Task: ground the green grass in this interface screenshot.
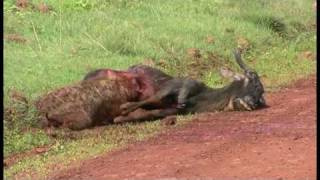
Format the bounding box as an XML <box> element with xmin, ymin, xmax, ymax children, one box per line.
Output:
<box><xmin>4</xmin><ymin>0</ymin><xmax>316</xmax><ymax>179</ymax></box>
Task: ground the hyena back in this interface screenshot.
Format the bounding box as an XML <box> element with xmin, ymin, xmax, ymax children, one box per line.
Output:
<box><xmin>35</xmin><ymin>78</ymin><xmax>139</xmax><ymax>130</ymax></box>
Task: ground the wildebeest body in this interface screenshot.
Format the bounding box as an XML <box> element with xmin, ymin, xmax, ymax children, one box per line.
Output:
<box><xmin>184</xmin><ymin>79</ymin><xmax>259</xmax><ymax>113</ymax></box>
<box><xmin>114</xmin><ymin>49</ymin><xmax>266</xmax><ymax>123</ymax></box>
<box><xmin>81</xmin><ymin>49</ymin><xmax>265</xmax><ymax>124</ymax></box>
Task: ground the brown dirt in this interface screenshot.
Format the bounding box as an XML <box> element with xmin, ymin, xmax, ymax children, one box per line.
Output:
<box><xmin>4</xmin><ymin>144</ymin><xmax>53</xmax><ymax>168</ymax></box>
<box><xmin>50</xmin><ymin>75</ymin><xmax>316</xmax><ymax>180</ymax></box>
<box><xmin>298</xmin><ymin>51</ymin><xmax>315</xmax><ymax>61</ymax></box>
<box><xmin>4</xmin><ymin>34</ymin><xmax>27</xmax><ymax>44</ymax></box>
<box><xmin>37</xmin><ymin>2</ymin><xmax>51</xmax><ymax>14</ymax></box>
<box><xmin>186</xmin><ymin>48</ymin><xmax>201</xmax><ymax>59</ymax></box>
<box><xmin>205</xmin><ymin>35</ymin><xmax>215</xmax><ymax>44</ymax></box>
<box><xmin>15</xmin><ymin>0</ymin><xmax>53</xmax><ymax>13</ymax></box>
<box><xmin>16</xmin><ymin>0</ymin><xmax>30</xmax><ymax>10</ymax></box>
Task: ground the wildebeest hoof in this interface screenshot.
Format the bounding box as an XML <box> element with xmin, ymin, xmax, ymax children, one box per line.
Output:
<box><xmin>239</xmin><ymin>98</ymin><xmax>252</xmax><ymax>111</ymax></box>
<box><xmin>120</xmin><ymin>102</ymin><xmax>139</xmax><ymax>115</ymax></box>
<box><xmin>176</xmin><ymin>103</ymin><xmax>186</xmax><ymax>109</ymax></box>
<box><xmin>120</xmin><ymin>102</ymin><xmax>131</xmax><ymax>109</ymax></box>
<box><xmin>114</xmin><ymin>116</ymin><xmax>127</xmax><ymax>123</ymax></box>
<box><xmin>234</xmin><ymin>98</ymin><xmax>253</xmax><ymax>111</ymax></box>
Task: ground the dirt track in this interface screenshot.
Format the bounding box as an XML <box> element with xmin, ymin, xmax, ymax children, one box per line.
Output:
<box><xmin>50</xmin><ymin>76</ymin><xmax>316</xmax><ymax>180</ymax></box>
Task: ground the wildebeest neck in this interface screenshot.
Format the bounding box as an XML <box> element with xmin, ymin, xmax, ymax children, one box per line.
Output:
<box><xmin>185</xmin><ymin>79</ymin><xmax>246</xmax><ymax>113</ymax></box>
<box><xmin>128</xmin><ymin>65</ymin><xmax>173</xmax><ymax>100</ymax></box>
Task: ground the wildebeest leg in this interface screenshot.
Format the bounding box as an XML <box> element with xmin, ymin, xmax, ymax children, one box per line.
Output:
<box><xmin>120</xmin><ymin>79</ymin><xmax>205</xmax><ymax>115</ymax></box>
<box><xmin>114</xmin><ymin>108</ymin><xmax>178</xmax><ymax>124</ymax></box>
<box><xmin>177</xmin><ymin>79</ymin><xmax>206</xmax><ymax>109</ymax></box>
<box><xmin>120</xmin><ymin>82</ymin><xmax>181</xmax><ymax>115</ymax></box>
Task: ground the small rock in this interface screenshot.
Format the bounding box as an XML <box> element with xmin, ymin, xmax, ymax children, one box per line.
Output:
<box><xmin>161</xmin><ymin>116</ymin><xmax>177</xmax><ymax>126</ymax></box>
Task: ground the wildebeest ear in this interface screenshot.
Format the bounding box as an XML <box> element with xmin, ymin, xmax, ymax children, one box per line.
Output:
<box><xmin>219</xmin><ymin>67</ymin><xmax>244</xmax><ymax>81</ymax></box>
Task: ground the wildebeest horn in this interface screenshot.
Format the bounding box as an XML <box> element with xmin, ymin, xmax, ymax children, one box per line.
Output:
<box><xmin>233</xmin><ymin>48</ymin><xmax>252</xmax><ymax>72</ymax></box>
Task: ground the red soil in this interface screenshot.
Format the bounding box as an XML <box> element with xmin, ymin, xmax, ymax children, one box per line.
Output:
<box><xmin>50</xmin><ymin>75</ymin><xmax>316</xmax><ymax>180</ymax></box>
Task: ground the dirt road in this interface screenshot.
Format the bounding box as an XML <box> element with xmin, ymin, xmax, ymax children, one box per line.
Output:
<box><xmin>50</xmin><ymin>76</ymin><xmax>316</xmax><ymax>180</ymax></box>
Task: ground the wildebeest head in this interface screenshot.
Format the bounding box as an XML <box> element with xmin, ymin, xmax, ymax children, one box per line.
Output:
<box><xmin>219</xmin><ymin>49</ymin><xmax>266</xmax><ymax>111</ymax></box>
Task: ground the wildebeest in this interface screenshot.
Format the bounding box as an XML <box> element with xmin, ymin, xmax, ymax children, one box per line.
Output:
<box><xmin>84</xmin><ymin>49</ymin><xmax>266</xmax><ymax>124</ymax></box>
<box><xmin>184</xmin><ymin>49</ymin><xmax>266</xmax><ymax>112</ymax></box>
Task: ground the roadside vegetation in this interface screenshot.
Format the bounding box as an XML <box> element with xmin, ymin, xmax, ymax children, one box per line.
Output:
<box><xmin>4</xmin><ymin>0</ymin><xmax>316</xmax><ymax>179</ymax></box>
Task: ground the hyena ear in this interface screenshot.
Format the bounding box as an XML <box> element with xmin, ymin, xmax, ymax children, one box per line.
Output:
<box><xmin>219</xmin><ymin>67</ymin><xmax>245</xmax><ymax>81</ymax></box>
